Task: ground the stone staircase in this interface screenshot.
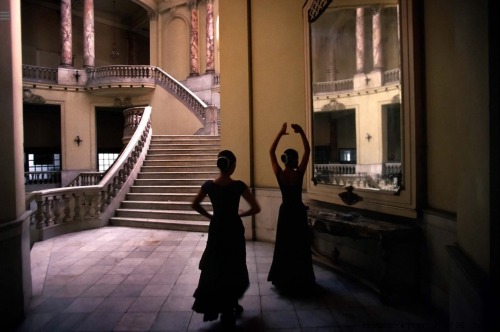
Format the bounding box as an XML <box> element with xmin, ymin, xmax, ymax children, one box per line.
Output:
<box><xmin>109</xmin><ymin>135</ymin><xmax>220</xmax><ymax>232</ymax></box>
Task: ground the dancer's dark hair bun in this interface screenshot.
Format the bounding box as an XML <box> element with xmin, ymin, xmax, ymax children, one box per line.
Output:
<box><xmin>217</xmin><ymin>156</ymin><xmax>231</xmax><ymax>171</ymax></box>
<box><xmin>217</xmin><ymin>150</ymin><xmax>236</xmax><ymax>171</ymax></box>
<box><xmin>282</xmin><ymin>149</ymin><xmax>298</xmax><ymax>165</ymax></box>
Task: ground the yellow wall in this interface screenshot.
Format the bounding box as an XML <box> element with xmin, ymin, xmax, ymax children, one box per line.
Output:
<box><xmin>25</xmin><ymin>88</ymin><xmax>99</xmax><ymax>171</ymax></box>
<box><xmin>251</xmin><ymin>0</ymin><xmax>306</xmax><ymax>188</ymax></box>
<box><xmin>159</xmin><ymin>1</ymin><xmax>214</xmax><ymax>81</ymax></box>
<box><xmin>150</xmin><ymin>88</ymin><xmax>204</xmax><ymax>135</ymax></box>
<box><xmin>219</xmin><ymin>0</ymin><xmax>306</xmax><ymax>187</ymax></box>
<box><xmin>163</xmin><ymin>10</ymin><xmax>190</xmax><ymax>80</ymax></box>
<box><xmin>423</xmin><ymin>0</ymin><xmax>457</xmax><ymax>214</ymax></box>
<box><xmin>218</xmin><ymin>0</ymin><xmax>252</xmax><ymax>184</ymax></box>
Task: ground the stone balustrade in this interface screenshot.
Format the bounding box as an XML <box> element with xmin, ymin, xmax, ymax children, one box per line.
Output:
<box><xmin>23</xmin><ymin>65</ymin><xmax>208</xmax><ymax>123</ymax></box>
<box><xmin>67</xmin><ymin>172</ymin><xmax>104</xmax><ymax>187</ymax></box>
<box><xmin>314</xmin><ymin>162</ymin><xmax>402</xmax><ymax>191</ymax></box>
<box><xmin>85</xmin><ymin>65</ymin><xmax>207</xmax><ymax>121</ymax></box>
<box><xmin>25</xmin><ymin>171</ymin><xmax>61</xmax><ymax>185</ymax></box>
<box><xmin>312</xmin><ymin>68</ymin><xmax>400</xmax><ymax>94</ymax></box>
<box><xmin>313</xmin><ymin>78</ymin><xmax>354</xmax><ymax>94</ymax></box>
<box><xmin>22</xmin><ymin>65</ymin><xmax>58</xmax><ymax>84</ymax></box>
<box><xmin>26</xmin><ymin>106</ymin><xmax>152</xmax><ymax>243</ymax></box>
<box><xmin>383</xmin><ymin>68</ymin><xmax>401</xmax><ymax>84</ymax></box>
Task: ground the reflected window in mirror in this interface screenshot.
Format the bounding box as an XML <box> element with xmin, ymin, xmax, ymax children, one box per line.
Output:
<box><xmin>304</xmin><ymin>0</ymin><xmax>419</xmax><ymax>217</ymax></box>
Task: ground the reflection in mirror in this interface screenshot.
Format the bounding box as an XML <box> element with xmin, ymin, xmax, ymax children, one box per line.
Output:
<box><xmin>310</xmin><ymin>1</ymin><xmax>402</xmax><ymax>193</ymax></box>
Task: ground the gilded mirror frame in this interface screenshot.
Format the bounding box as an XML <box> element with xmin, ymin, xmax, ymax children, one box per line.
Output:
<box><xmin>303</xmin><ymin>0</ymin><xmax>420</xmax><ymax>218</ymax></box>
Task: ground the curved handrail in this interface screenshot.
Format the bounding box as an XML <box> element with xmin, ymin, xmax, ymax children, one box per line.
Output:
<box><xmin>152</xmin><ymin>67</ymin><xmax>207</xmax><ymax>121</ymax></box>
<box><xmin>26</xmin><ymin>106</ymin><xmax>152</xmax><ymax>242</ymax></box>
<box><xmin>86</xmin><ymin>65</ymin><xmax>207</xmax><ymax>121</ymax></box>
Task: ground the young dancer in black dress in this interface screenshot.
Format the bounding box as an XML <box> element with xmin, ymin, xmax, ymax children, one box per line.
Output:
<box><xmin>191</xmin><ymin>150</ymin><xmax>261</xmax><ymax>329</ymax></box>
<box><xmin>267</xmin><ymin>122</ymin><xmax>316</xmax><ymax>293</ymax></box>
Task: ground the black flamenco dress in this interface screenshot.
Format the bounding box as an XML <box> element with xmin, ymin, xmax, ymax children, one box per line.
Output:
<box><xmin>192</xmin><ymin>180</ymin><xmax>249</xmax><ymax>320</ymax></box>
<box><xmin>267</xmin><ymin>169</ymin><xmax>316</xmax><ymax>291</ymax></box>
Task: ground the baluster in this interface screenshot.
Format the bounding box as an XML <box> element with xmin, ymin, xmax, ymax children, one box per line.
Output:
<box><xmin>100</xmin><ymin>190</ymin><xmax>107</xmax><ymax>213</ymax></box>
<box><xmin>106</xmin><ymin>183</ymin><xmax>113</xmax><ymax>205</ymax></box>
<box><xmin>116</xmin><ymin>170</ymin><xmax>123</xmax><ymax>189</ymax></box>
<box><xmin>35</xmin><ymin>197</ymin><xmax>46</xmax><ymax>229</ymax></box>
<box><xmin>63</xmin><ymin>194</ymin><xmax>72</xmax><ymax>222</ymax></box>
<box><xmin>90</xmin><ymin>192</ymin><xmax>101</xmax><ymax>219</ymax></box>
<box><xmin>73</xmin><ymin>193</ymin><xmax>82</xmax><ymax>222</ymax></box>
<box><xmin>123</xmin><ymin>161</ymin><xmax>129</xmax><ymax>178</ymax></box>
<box><xmin>45</xmin><ymin>196</ymin><xmax>54</xmax><ymax>226</ymax></box>
<box><xmin>113</xmin><ymin>177</ymin><xmax>119</xmax><ymax>197</ymax></box>
<box><xmin>84</xmin><ymin>194</ymin><xmax>92</xmax><ymax>220</ymax></box>
<box><xmin>53</xmin><ymin>196</ymin><xmax>62</xmax><ymax>224</ymax></box>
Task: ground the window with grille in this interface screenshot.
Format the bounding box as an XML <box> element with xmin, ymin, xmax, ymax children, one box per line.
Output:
<box><xmin>98</xmin><ymin>153</ymin><xmax>120</xmax><ymax>172</ymax></box>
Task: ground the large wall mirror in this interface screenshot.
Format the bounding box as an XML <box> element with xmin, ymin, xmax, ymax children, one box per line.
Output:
<box><xmin>304</xmin><ymin>0</ymin><xmax>419</xmax><ymax>218</ymax></box>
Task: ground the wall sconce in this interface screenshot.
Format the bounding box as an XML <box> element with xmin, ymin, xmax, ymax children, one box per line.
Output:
<box><xmin>74</xmin><ymin>70</ymin><xmax>81</xmax><ymax>82</ymax></box>
<box><xmin>365</xmin><ymin>133</ymin><xmax>372</xmax><ymax>141</ymax></box>
<box><xmin>74</xmin><ymin>136</ymin><xmax>83</xmax><ymax>146</ymax></box>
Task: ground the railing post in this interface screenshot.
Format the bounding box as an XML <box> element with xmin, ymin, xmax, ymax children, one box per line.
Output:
<box><xmin>84</xmin><ymin>193</ymin><xmax>92</xmax><ymax>220</ymax></box>
<box><xmin>44</xmin><ymin>196</ymin><xmax>54</xmax><ymax>227</ymax></box>
<box><xmin>100</xmin><ymin>190</ymin><xmax>107</xmax><ymax>213</ymax></box>
<box><xmin>35</xmin><ymin>197</ymin><xmax>45</xmax><ymax>229</ymax></box>
<box><xmin>204</xmin><ymin>105</ymin><xmax>218</xmax><ymax>135</ymax></box>
<box><xmin>63</xmin><ymin>194</ymin><xmax>72</xmax><ymax>222</ymax></box>
<box><xmin>73</xmin><ymin>193</ymin><xmax>83</xmax><ymax>222</ymax></box>
<box><xmin>53</xmin><ymin>196</ymin><xmax>62</xmax><ymax>224</ymax></box>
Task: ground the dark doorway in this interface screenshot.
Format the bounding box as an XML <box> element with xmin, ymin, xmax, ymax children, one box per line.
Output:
<box><xmin>314</xmin><ymin>109</ymin><xmax>356</xmax><ymax>164</ymax></box>
<box><xmin>95</xmin><ymin>107</ymin><xmax>126</xmax><ymax>172</ymax></box>
<box><xmin>23</xmin><ymin>104</ymin><xmax>62</xmax><ymax>186</ymax></box>
<box><xmin>382</xmin><ymin>103</ymin><xmax>401</xmax><ymax>163</ymax></box>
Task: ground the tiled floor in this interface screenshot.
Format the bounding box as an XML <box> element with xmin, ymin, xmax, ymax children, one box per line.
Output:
<box><xmin>15</xmin><ymin>227</ymin><xmax>446</xmax><ymax>331</ymax></box>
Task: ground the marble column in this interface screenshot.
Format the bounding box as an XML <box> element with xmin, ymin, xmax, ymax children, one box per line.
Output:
<box><xmin>0</xmin><ymin>0</ymin><xmax>32</xmax><ymax>328</ymax></box>
<box><xmin>372</xmin><ymin>6</ymin><xmax>383</xmax><ymax>70</ymax></box>
<box><xmin>205</xmin><ymin>0</ymin><xmax>215</xmax><ymax>73</ymax></box>
<box><xmin>149</xmin><ymin>11</ymin><xmax>158</xmax><ymax>66</ymax></box>
<box><xmin>189</xmin><ymin>1</ymin><xmax>199</xmax><ymax>76</ymax></box>
<box><xmin>60</xmin><ymin>0</ymin><xmax>72</xmax><ymax>67</ymax></box>
<box><xmin>83</xmin><ymin>0</ymin><xmax>95</xmax><ymax>67</ymax></box>
<box><xmin>356</xmin><ymin>7</ymin><xmax>365</xmax><ymax>74</ymax></box>
<box><xmin>327</xmin><ymin>37</ymin><xmax>336</xmax><ymax>82</ymax></box>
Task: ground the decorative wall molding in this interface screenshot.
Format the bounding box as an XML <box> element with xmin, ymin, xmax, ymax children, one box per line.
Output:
<box><xmin>23</xmin><ymin>89</ymin><xmax>46</xmax><ymax>104</ymax></box>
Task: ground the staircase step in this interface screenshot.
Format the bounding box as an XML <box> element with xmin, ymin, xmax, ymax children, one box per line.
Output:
<box><xmin>149</xmin><ymin>143</ymin><xmax>220</xmax><ymax>149</ymax></box>
<box><xmin>152</xmin><ymin>135</ymin><xmax>220</xmax><ymax>141</ymax></box>
<box><xmin>129</xmin><ymin>186</ymin><xmax>201</xmax><ymax>194</ymax></box>
<box><xmin>113</xmin><ymin>134</ymin><xmax>219</xmax><ymax>233</ymax></box>
<box><xmin>121</xmin><ymin>200</ymin><xmax>212</xmax><ymax>211</ymax></box>
<box><xmin>140</xmin><ymin>165</ymin><xmax>218</xmax><ymax>172</ymax></box>
<box><xmin>109</xmin><ymin>217</ymin><xmax>209</xmax><ymax>232</ymax></box>
<box><xmin>145</xmin><ymin>155</ymin><xmax>217</xmax><ymax>161</ymax></box>
<box><xmin>126</xmin><ymin>193</ymin><xmax>199</xmax><ymax>201</ymax></box>
<box><xmin>148</xmin><ymin>148</ymin><xmax>219</xmax><ymax>155</ymax></box>
<box><xmin>137</xmin><ymin>172</ymin><xmax>218</xmax><ymax>180</ymax></box>
<box><xmin>143</xmin><ymin>159</ymin><xmax>217</xmax><ymax>166</ymax></box>
<box><xmin>116</xmin><ymin>208</ymin><xmax>207</xmax><ymax>221</ymax></box>
<box><xmin>133</xmin><ymin>179</ymin><xmax>210</xmax><ymax>186</ymax></box>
